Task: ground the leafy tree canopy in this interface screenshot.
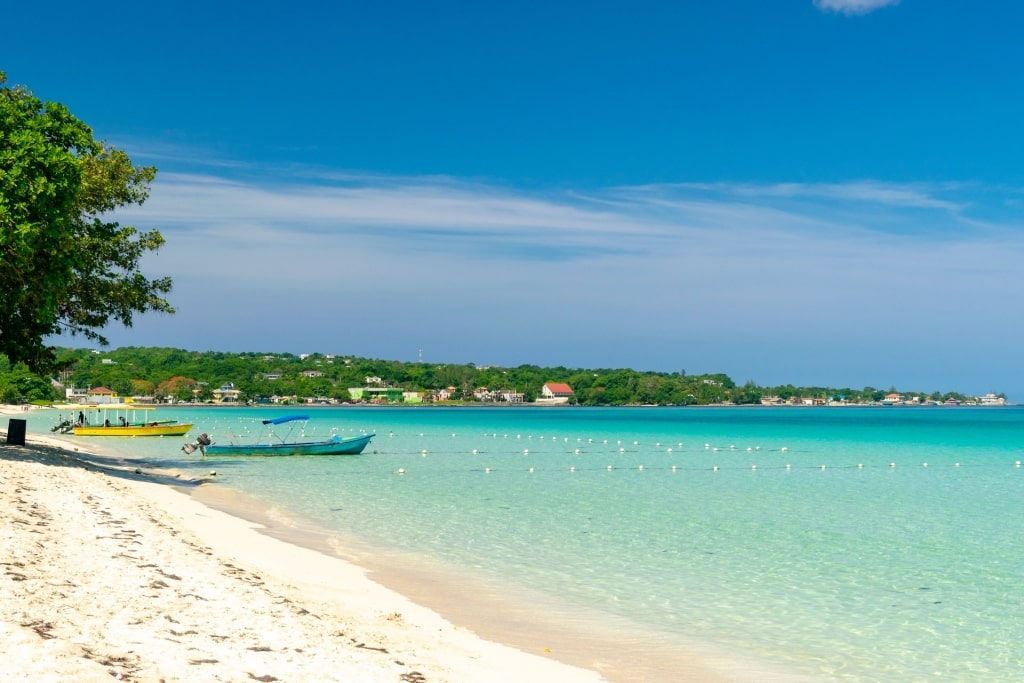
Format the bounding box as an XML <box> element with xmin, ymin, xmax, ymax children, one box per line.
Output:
<box><xmin>0</xmin><ymin>73</ymin><xmax>173</xmax><ymax>373</ymax></box>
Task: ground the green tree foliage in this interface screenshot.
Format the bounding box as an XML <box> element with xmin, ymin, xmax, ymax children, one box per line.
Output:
<box><xmin>0</xmin><ymin>364</ymin><xmax>58</xmax><ymax>403</ymax></box>
<box><xmin>0</xmin><ymin>346</ymin><xmax>995</xmax><ymax>408</ymax></box>
<box><xmin>0</xmin><ymin>73</ymin><xmax>173</xmax><ymax>373</ymax></box>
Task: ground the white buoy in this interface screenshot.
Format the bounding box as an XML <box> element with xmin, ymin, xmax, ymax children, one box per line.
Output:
<box><xmin>781</xmin><ymin>447</ymin><xmax>788</xmax><ymax>452</ymax></box>
<box><xmin>820</xmin><ymin>465</ymin><xmax>826</xmax><ymax>470</ymax></box>
<box><xmin>751</xmin><ymin>464</ymin><xmax>757</xmax><ymax>470</ymax></box>
<box><xmin>638</xmin><ymin>465</ymin><xmax>644</xmax><ymax>471</ymax></box>
<box><xmin>397</xmin><ymin>468</ymin><xmax>405</xmax><ymax>475</ymax></box>
<box><xmin>785</xmin><ymin>464</ymin><xmax>791</xmax><ymax>470</ymax></box>
<box><xmin>667</xmin><ymin>448</ymin><xmax>673</xmax><ymax>453</ymax></box>
<box><xmin>671</xmin><ymin>465</ymin><xmax>678</xmax><ymax>471</ymax></box>
<box><xmin>890</xmin><ymin>462</ymin><xmax>896</xmax><ymax>468</ymax></box>
<box><xmin>209</xmin><ymin>470</ymin><xmax>217</xmax><ymax>476</ymax></box>
<box><xmin>528</xmin><ymin>467</ymin><xmax>534</xmax><ymax>473</ymax></box>
<box><xmin>858</xmin><ymin>463</ymin><xmax>863</xmax><ymax>469</ymax></box>
<box><xmin>607</xmin><ymin>465</ymin><xmax>613</xmax><ymax>471</ymax></box>
<box><xmin>485</xmin><ymin>467</ymin><xmax>491</xmax><ymax>473</ymax></box>
<box><xmin>955</xmin><ymin>462</ymin><xmax>961</xmax><ymax>467</ymax></box>
<box><xmin>570</xmin><ymin>466</ymin><xmax>576</xmax><ymax>472</ymax></box>
<box><xmin>712</xmin><ymin>466</ymin><xmax>719</xmax><ymax>471</ymax></box>
<box><xmin>523</xmin><ymin>449</ymin><xmax>529</xmax><ymax>454</ymax></box>
<box><xmin>922</xmin><ymin>462</ymin><xmax>928</xmax><ymax>468</ymax></box>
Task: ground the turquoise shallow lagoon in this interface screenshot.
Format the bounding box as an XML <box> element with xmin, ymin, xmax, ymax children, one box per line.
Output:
<box><xmin>28</xmin><ymin>406</ymin><xmax>1024</xmax><ymax>682</ymax></box>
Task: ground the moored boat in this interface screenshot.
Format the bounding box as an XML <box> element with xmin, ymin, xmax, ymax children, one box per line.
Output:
<box><xmin>182</xmin><ymin>414</ymin><xmax>374</xmax><ymax>456</ymax></box>
<box><xmin>64</xmin><ymin>406</ymin><xmax>193</xmax><ymax>437</ymax></box>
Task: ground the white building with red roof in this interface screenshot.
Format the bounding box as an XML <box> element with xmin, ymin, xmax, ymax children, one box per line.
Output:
<box><xmin>538</xmin><ymin>382</ymin><xmax>574</xmax><ymax>404</ymax></box>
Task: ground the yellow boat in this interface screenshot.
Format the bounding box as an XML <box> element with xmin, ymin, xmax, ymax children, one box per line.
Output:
<box><xmin>66</xmin><ymin>406</ymin><xmax>193</xmax><ymax>437</ymax></box>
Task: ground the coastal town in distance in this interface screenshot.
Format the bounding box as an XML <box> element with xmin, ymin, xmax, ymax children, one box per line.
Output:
<box><xmin>1</xmin><ymin>346</ymin><xmax>1009</xmax><ymax>409</ymax></box>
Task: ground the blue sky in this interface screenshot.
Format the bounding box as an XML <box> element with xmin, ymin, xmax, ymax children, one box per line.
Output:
<box><xmin>6</xmin><ymin>0</ymin><xmax>1024</xmax><ymax>397</ymax></box>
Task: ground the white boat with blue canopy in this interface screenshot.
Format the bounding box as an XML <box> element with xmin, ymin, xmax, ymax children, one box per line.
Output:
<box><xmin>183</xmin><ymin>414</ymin><xmax>374</xmax><ymax>456</ymax></box>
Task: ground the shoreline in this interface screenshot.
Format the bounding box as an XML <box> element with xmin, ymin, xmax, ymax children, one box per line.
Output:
<box><xmin>184</xmin><ymin>481</ymin><xmax>763</xmax><ymax>683</ymax></box>
<box><xmin>0</xmin><ymin>419</ymin><xmax>606</xmax><ymax>682</ymax></box>
<box><xmin>0</xmin><ymin>407</ymin><xmax>758</xmax><ymax>682</ymax></box>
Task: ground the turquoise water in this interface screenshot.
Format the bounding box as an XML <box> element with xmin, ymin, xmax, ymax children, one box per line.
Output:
<box><xmin>25</xmin><ymin>406</ymin><xmax>1024</xmax><ymax>681</ymax></box>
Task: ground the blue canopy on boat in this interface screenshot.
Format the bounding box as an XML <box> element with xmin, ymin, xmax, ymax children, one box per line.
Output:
<box><xmin>262</xmin><ymin>415</ymin><xmax>310</xmax><ymax>425</ymax></box>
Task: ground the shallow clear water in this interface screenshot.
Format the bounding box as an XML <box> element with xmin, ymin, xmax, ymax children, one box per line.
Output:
<box><xmin>26</xmin><ymin>405</ymin><xmax>1024</xmax><ymax>681</ymax></box>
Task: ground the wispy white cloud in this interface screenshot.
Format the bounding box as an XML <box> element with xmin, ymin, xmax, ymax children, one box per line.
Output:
<box><xmin>123</xmin><ymin>167</ymin><xmax>1024</xmax><ymax>296</ymax></box>
<box><xmin>95</xmin><ymin>153</ymin><xmax>1024</xmax><ymax>395</ymax></box>
<box><xmin>813</xmin><ymin>0</ymin><xmax>900</xmax><ymax>16</ymax></box>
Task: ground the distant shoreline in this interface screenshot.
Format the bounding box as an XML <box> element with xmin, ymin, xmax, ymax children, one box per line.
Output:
<box><xmin>19</xmin><ymin>400</ymin><xmax>1015</xmax><ymax>412</ymax></box>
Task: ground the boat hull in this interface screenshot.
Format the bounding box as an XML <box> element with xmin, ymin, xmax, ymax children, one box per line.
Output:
<box><xmin>203</xmin><ymin>433</ymin><xmax>374</xmax><ymax>456</ymax></box>
<box><xmin>74</xmin><ymin>423</ymin><xmax>194</xmax><ymax>437</ymax></box>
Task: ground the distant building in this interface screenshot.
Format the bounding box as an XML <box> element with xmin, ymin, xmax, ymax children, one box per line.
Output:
<box><xmin>883</xmin><ymin>393</ymin><xmax>903</xmax><ymax>404</ymax></box>
<box><xmin>538</xmin><ymin>382</ymin><xmax>574</xmax><ymax>404</ymax></box>
<box><xmin>348</xmin><ymin>386</ymin><xmax>405</xmax><ymax>403</ymax></box>
<box><xmin>980</xmin><ymin>393</ymin><xmax>1006</xmax><ymax>406</ymax></box>
<box><xmin>212</xmin><ymin>383</ymin><xmax>241</xmax><ymax>403</ymax></box>
<box><xmin>65</xmin><ymin>385</ymin><xmax>89</xmax><ymax>402</ymax></box>
<box><xmin>86</xmin><ymin>386</ymin><xmax>122</xmax><ymax>404</ymax></box>
<box><xmin>301</xmin><ymin>370</ymin><xmax>325</xmax><ymax>378</ymax></box>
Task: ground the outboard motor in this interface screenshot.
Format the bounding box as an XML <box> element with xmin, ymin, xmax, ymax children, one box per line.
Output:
<box><xmin>182</xmin><ymin>432</ymin><xmax>212</xmax><ymax>456</ymax></box>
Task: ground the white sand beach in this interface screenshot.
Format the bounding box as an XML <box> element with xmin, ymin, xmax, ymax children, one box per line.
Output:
<box><xmin>0</xmin><ymin>406</ymin><xmax>745</xmax><ymax>683</ymax></box>
<box><xmin>0</xmin><ymin>407</ymin><xmax>607</xmax><ymax>682</ymax></box>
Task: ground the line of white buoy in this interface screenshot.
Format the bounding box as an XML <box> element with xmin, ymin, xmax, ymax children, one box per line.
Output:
<box><xmin>390</xmin><ymin>461</ymin><xmax>1023</xmax><ymax>475</ymax></box>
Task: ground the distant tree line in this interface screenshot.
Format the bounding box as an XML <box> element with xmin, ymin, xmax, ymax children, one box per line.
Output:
<box><xmin>0</xmin><ymin>347</ymin><xmax>1001</xmax><ymax>407</ymax></box>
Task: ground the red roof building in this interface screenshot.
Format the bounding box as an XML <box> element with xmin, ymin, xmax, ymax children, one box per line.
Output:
<box><xmin>541</xmin><ymin>383</ymin><xmax>574</xmax><ymax>401</ymax></box>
